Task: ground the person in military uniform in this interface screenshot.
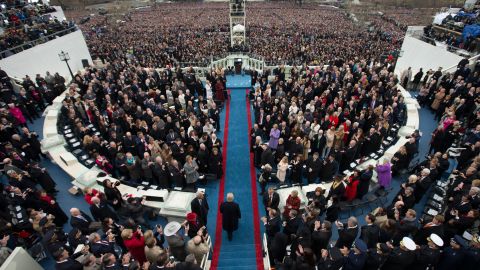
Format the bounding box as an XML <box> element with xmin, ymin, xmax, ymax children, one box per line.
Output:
<box><xmin>364</xmin><ymin>243</ymin><xmax>390</xmax><ymax>270</ymax></box>
<box><xmin>412</xmin><ymin>233</ymin><xmax>443</xmax><ymax>270</ymax></box>
<box><xmin>438</xmin><ymin>235</ymin><xmax>467</xmax><ymax>270</ymax></box>
<box><xmin>381</xmin><ymin>237</ymin><xmax>416</xmax><ymax>270</ymax></box>
<box><xmin>464</xmin><ymin>234</ymin><xmax>480</xmax><ymax>270</ymax></box>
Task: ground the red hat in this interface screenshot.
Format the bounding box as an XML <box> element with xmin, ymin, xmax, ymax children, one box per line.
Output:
<box><xmin>186</xmin><ymin>212</ymin><xmax>197</xmax><ymax>222</ymax></box>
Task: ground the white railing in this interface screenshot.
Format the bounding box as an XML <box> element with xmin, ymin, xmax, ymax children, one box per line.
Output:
<box><xmin>263</xmin><ymin>233</ymin><xmax>271</xmax><ymax>270</ymax></box>
<box><xmin>442</xmin><ymin>52</ymin><xmax>480</xmax><ymax>74</ymax></box>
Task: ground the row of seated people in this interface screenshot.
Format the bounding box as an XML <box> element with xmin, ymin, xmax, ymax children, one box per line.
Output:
<box><xmin>58</xmin><ymin>64</ymin><xmax>227</xmax><ymax>191</ymax></box>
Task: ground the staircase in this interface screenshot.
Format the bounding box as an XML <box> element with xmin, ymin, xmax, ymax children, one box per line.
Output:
<box><xmin>216</xmin><ymin>243</ymin><xmax>261</xmax><ymax>269</ymax></box>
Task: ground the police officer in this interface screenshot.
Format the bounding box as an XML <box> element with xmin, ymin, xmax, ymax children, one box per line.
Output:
<box><xmin>340</xmin><ymin>239</ymin><xmax>368</xmax><ymax>270</ymax></box>
<box><xmin>381</xmin><ymin>237</ymin><xmax>417</xmax><ymax>270</ymax></box>
<box><xmin>438</xmin><ymin>235</ymin><xmax>467</xmax><ymax>270</ymax></box>
<box><xmin>464</xmin><ymin>234</ymin><xmax>480</xmax><ymax>270</ymax></box>
<box><xmin>412</xmin><ymin>233</ymin><xmax>443</xmax><ymax>270</ymax></box>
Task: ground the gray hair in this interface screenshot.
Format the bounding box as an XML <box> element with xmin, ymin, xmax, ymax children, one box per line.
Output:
<box><xmin>348</xmin><ymin>216</ymin><xmax>358</xmax><ymax>227</ymax></box>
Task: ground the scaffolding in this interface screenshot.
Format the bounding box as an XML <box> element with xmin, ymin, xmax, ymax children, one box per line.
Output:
<box><xmin>229</xmin><ymin>0</ymin><xmax>246</xmax><ymax>47</ymax></box>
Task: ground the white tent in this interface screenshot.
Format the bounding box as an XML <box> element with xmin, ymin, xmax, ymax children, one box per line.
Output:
<box><xmin>232</xmin><ymin>24</ymin><xmax>245</xmax><ymax>33</ymax></box>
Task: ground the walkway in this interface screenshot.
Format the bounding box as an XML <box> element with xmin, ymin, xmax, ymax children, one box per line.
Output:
<box><xmin>210</xmin><ymin>85</ymin><xmax>263</xmax><ymax>270</ymax></box>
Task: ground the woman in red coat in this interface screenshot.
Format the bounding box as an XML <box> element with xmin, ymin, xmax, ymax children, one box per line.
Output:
<box><xmin>83</xmin><ymin>187</ymin><xmax>102</xmax><ymax>205</ymax></box>
<box><xmin>283</xmin><ymin>190</ymin><xmax>301</xmax><ymax>219</ymax></box>
<box><xmin>121</xmin><ymin>228</ymin><xmax>146</xmax><ymax>264</ymax></box>
<box><xmin>344</xmin><ymin>171</ymin><xmax>360</xmax><ymax>201</ymax></box>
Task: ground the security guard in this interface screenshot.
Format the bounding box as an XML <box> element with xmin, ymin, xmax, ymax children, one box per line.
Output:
<box><xmin>438</xmin><ymin>235</ymin><xmax>467</xmax><ymax>270</ymax></box>
<box><xmin>464</xmin><ymin>234</ymin><xmax>480</xmax><ymax>270</ymax></box>
<box><xmin>412</xmin><ymin>233</ymin><xmax>443</xmax><ymax>270</ymax></box>
<box><xmin>381</xmin><ymin>237</ymin><xmax>416</xmax><ymax>270</ymax></box>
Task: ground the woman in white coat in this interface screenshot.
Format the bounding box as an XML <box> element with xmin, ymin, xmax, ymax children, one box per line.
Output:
<box><xmin>276</xmin><ymin>156</ymin><xmax>289</xmax><ymax>183</ymax></box>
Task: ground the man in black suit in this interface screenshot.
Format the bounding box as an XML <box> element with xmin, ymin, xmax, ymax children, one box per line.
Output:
<box><xmin>53</xmin><ymin>245</ymin><xmax>87</xmax><ymax>270</ymax></box>
<box><xmin>262</xmin><ymin>187</ymin><xmax>280</xmax><ymax>215</ymax></box>
<box><xmin>220</xmin><ymin>192</ymin><xmax>241</xmax><ymax>241</ymax></box>
<box><xmin>89</xmin><ymin>197</ymin><xmax>117</xmax><ymax>222</ymax></box>
<box><xmin>88</xmin><ymin>232</ymin><xmax>116</xmax><ymax>257</ymax></box>
<box><xmin>191</xmin><ymin>191</ymin><xmax>209</xmax><ymax>226</ymax></box>
<box><xmin>168</xmin><ymin>159</ymin><xmax>185</xmax><ymax>189</ymax></box>
<box><xmin>335</xmin><ymin>217</ymin><xmax>359</xmax><ymax>248</ymax></box>
<box><xmin>340</xmin><ymin>140</ymin><xmax>358</xmax><ymax>172</ymax></box>
<box><xmin>311</xmin><ymin>220</ymin><xmax>332</xmax><ymax>257</ymax></box>
<box><xmin>69</xmin><ymin>207</ymin><xmax>100</xmax><ymax>234</ymax></box>
<box><xmin>400</xmin><ymin>187</ymin><xmax>416</xmax><ymax>211</ymax></box>
<box><xmin>362</xmin><ymin>128</ymin><xmax>381</xmax><ymax>157</ymax></box>
<box><xmin>312</xmin><ymin>130</ymin><xmax>326</xmax><ymax>155</ymax></box>
<box><xmin>262</xmin><ymin>209</ymin><xmax>282</xmax><ymax>241</ymax></box>
<box><xmin>360</xmin><ymin>214</ymin><xmax>380</xmax><ymax>249</ymax></box>
<box><xmin>171</xmin><ymin>138</ymin><xmax>186</xmax><ymax>164</ymax></box>
<box><xmin>206</xmin><ymin>133</ymin><xmax>222</xmax><ymax>152</ymax></box>
<box><xmin>260</xmin><ymin>144</ymin><xmax>275</xmax><ymax>168</ymax></box>
<box><xmin>320</xmin><ymin>154</ymin><xmax>338</xmax><ymax>182</ymax></box>
<box><xmin>414</xmin><ymin>215</ymin><xmax>445</xmax><ymax>246</ymax></box>
<box><xmin>250</xmin><ymin>123</ymin><xmax>264</xmax><ymax>146</ymax></box>
<box><xmin>414</xmin><ymin>168</ymin><xmax>433</xmax><ymax>203</ymax></box>
<box><xmin>122</xmin><ymin>132</ymin><xmax>137</xmax><ymax>154</ymax></box>
<box><xmin>393</xmin><ymin>209</ymin><xmax>418</xmax><ymax>244</ymax></box>
<box><xmin>305</xmin><ymin>152</ymin><xmax>322</xmax><ymax>183</ymax></box>
<box><xmin>283</xmin><ymin>209</ymin><xmax>303</xmax><ymax>236</ymax></box>
<box><xmin>152</xmin><ymin>156</ymin><xmax>170</xmax><ymax>189</ymax></box>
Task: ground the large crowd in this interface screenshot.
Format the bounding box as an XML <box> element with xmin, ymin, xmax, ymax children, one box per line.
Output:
<box><xmin>0</xmin><ymin>3</ymin><xmax>76</xmax><ymax>56</ymax></box>
<box><xmin>74</xmin><ymin>3</ymin><xmax>230</xmax><ymax>68</ymax></box>
<box><xmin>70</xmin><ymin>2</ymin><xmax>409</xmax><ymax>68</ymax></box>
<box><xmin>0</xmin><ymin>1</ymin><xmax>478</xmax><ymax>270</ymax></box>
<box><xmin>250</xmin><ymin>56</ymin><xmax>480</xmax><ymax>270</ymax></box>
<box><xmin>0</xmin><ymin>54</ymin><xmax>229</xmax><ymax>269</ymax></box>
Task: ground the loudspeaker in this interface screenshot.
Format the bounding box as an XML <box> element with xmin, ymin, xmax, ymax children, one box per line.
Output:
<box><xmin>81</xmin><ymin>59</ymin><xmax>89</xmax><ymax>68</ymax></box>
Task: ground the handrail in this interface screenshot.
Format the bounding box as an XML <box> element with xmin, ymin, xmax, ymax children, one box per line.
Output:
<box><xmin>0</xmin><ymin>26</ymin><xmax>77</xmax><ymax>59</ymax></box>
<box><xmin>442</xmin><ymin>53</ymin><xmax>480</xmax><ymax>74</ymax></box>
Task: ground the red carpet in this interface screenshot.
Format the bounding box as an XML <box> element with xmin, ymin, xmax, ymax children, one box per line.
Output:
<box><xmin>246</xmin><ymin>89</ymin><xmax>265</xmax><ymax>270</ymax></box>
<box><xmin>210</xmin><ymin>91</ymin><xmax>231</xmax><ymax>270</ymax></box>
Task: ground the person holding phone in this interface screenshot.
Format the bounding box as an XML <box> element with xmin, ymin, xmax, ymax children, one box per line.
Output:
<box><xmin>121</xmin><ymin>227</ymin><xmax>146</xmax><ymax>264</ymax></box>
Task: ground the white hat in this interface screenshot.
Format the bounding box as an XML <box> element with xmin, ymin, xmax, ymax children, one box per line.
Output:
<box><xmin>164</xmin><ymin>221</ymin><xmax>181</xmax><ymax>237</ymax></box>
<box><xmin>429</xmin><ymin>233</ymin><xmax>444</xmax><ymax>247</ymax></box>
<box><xmin>401</xmin><ymin>237</ymin><xmax>416</xmax><ymax>251</ymax></box>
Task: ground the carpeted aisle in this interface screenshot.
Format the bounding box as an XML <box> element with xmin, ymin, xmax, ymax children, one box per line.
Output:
<box><xmin>211</xmin><ymin>88</ymin><xmax>262</xmax><ymax>270</ymax></box>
